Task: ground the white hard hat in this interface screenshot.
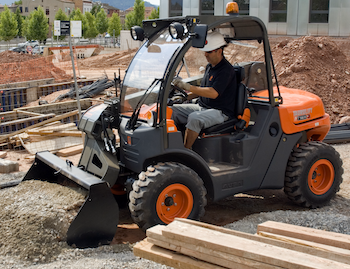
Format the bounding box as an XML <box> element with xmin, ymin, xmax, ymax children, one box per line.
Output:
<box><xmin>200</xmin><ymin>31</ymin><xmax>227</xmax><ymax>52</ymax></box>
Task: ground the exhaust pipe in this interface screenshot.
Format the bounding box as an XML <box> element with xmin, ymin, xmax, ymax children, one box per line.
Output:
<box><xmin>23</xmin><ymin>151</ymin><xmax>119</xmax><ymax>248</ymax></box>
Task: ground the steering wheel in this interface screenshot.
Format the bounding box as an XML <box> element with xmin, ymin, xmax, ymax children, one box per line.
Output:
<box><xmin>169</xmin><ymin>83</ymin><xmax>188</xmax><ymax>99</ymax></box>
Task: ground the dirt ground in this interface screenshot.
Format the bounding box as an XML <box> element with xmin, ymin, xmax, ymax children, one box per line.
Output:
<box><xmin>1</xmin><ymin>36</ymin><xmax>350</xmax><ymax>265</ymax></box>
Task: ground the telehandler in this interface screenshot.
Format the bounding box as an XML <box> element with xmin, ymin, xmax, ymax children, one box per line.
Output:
<box><xmin>23</xmin><ymin>7</ymin><xmax>343</xmax><ymax>248</ymax></box>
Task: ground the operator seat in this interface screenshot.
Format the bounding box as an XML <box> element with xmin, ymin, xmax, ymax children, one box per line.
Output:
<box><xmin>200</xmin><ymin>65</ymin><xmax>250</xmax><ymax>136</ymax></box>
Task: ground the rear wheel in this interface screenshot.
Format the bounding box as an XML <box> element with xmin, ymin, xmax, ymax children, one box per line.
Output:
<box><xmin>129</xmin><ymin>162</ymin><xmax>207</xmax><ymax>231</ymax></box>
<box><xmin>284</xmin><ymin>141</ymin><xmax>343</xmax><ymax>208</ymax></box>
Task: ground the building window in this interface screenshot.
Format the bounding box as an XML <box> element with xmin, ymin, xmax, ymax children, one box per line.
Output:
<box><xmin>46</xmin><ymin>7</ymin><xmax>49</xmax><ymax>15</ymax></box>
<box><xmin>34</xmin><ymin>7</ymin><xmax>38</xmax><ymax>10</ymax></box>
<box><xmin>236</xmin><ymin>0</ymin><xmax>249</xmax><ymax>15</ymax></box>
<box><xmin>65</xmin><ymin>7</ymin><xmax>67</xmax><ymax>13</ymax></box>
<box><xmin>200</xmin><ymin>0</ymin><xmax>214</xmax><ymax>15</ymax></box>
<box><xmin>169</xmin><ymin>0</ymin><xmax>183</xmax><ymax>17</ymax></box>
<box><xmin>19</xmin><ymin>6</ymin><xmax>22</xmax><ymax>13</ymax></box>
<box><xmin>25</xmin><ymin>7</ymin><xmax>28</xmax><ymax>12</ymax></box>
<box><xmin>269</xmin><ymin>0</ymin><xmax>287</xmax><ymax>22</ymax></box>
<box><xmin>309</xmin><ymin>0</ymin><xmax>329</xmax><ymax>23</ymax></box>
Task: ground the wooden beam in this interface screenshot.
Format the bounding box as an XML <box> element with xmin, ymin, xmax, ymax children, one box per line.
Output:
<box><xmin>0</xmin><ymin>110</ymin><xmax>79</xmax><ymax>143</ymax></box>
<box><xmin>161</xmin><ymin>220</ymin><xmax>350</xmax><ymax>269</ymax></box>
<box><xmin>27</xmin><ymin>130</ymin><xmax>82</xmax><ymax>137</ymax></box>
<box><xmin>174</xmin><ymin>218</ymin><xmax>350</xmax><ymax>265</ymax></box>
<box><xmin>56</xmin><ymin>144</ymin><xmax>83</xmax><ymax>157</ymax></box>
<box><xmin>257</xmin><ymin>221</ymin><xmax>350</xmax><ymax>250</ymax></box>
<box><xmin>147</xmin><ymin>225</ymin><xmax>276</xmax><ymax>269</ymax></box>
<box><xmin>133</xmin><ymin>238</ymin><xmax>225</xmax><ymax>269</ymax></box>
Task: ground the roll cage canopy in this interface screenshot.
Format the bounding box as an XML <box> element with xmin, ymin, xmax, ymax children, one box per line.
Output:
<box><xmin>141</xmin><ymin>15</ymin><xmax>278</xmax><ymax>107</ymax></box>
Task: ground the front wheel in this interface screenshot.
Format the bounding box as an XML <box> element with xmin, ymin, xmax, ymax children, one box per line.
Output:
<box><xmin>284</xmin><ymin>141</ymin><xmax>343</xmax><ymax>208</ymax></box>
<box><xmin>129</xmin><ymin>162</ymin><xmax>207</xmax><ymax>231</ymax></box>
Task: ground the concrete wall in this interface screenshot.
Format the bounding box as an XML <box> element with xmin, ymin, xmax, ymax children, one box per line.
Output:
<box><xmin>159</xmin><ymin>0</ymin><xmax>350</xmax><ymax>37</ymax></box>
<box><xmin>120</xmin><ymin>30</ymin><xmax>143</xmax><ymax>51</ymax></box>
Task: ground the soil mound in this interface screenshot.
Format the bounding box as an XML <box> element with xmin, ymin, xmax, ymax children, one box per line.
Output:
<box><xmin>0</xmin><ymin>180</ymin><xmax>86</xmax><ymax>263</ymax></box>
<box><xmin>272</xmin><ymin>36</ymin><xmax>350</xmax><ymax>123</ymax></box>
<box><xmin>0</xmin><ymin>51</ymin><xmax>72</xmax><ymax>84</ymax></box>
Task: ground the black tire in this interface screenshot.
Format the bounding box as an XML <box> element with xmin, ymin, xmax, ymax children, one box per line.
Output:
<box><xmin>284</xmin><ymin>141</ymin><xmax>343</xmax><ymax>208</ymax></box>
<box><xmin>129</xmin><ymin>162</ymin><xmax>207</xmax><ymax>231</ymax></box>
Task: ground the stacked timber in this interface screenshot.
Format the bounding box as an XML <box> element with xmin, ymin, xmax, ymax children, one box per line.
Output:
<box><xmin>19</xmin><ymin>120</ymin><xmax>83</xmax><ymax>155</ymax></box>
<box><xmin>134</xmin><ymin>219</ymin><xmax>350</xmax><ymax>269</ymax></box>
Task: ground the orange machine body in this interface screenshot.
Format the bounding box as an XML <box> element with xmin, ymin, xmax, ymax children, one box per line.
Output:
<box><xmin>252</xmin><ymin>86</ymin><xmax>330</xmax><ymax>141</ymax></box>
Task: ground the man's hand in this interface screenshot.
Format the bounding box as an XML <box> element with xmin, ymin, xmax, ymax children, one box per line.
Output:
<box><xmin>173</xmin><ymin>78</ymin><xmax>191</xmax><ymax>92</ymax></box>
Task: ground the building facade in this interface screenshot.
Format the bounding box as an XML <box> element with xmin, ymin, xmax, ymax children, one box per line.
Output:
<box><xmin>160</xmin><ymin>0</ymin><xmax>350</xmax><ymax>37</ymax></box>
<box><xmin>20</xmin><ymin>0</ymin><xmax>75</xmax><ymax>26</ymax></box>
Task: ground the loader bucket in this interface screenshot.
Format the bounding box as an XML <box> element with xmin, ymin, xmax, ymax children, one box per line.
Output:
<box><xmin>23</xmin><ymin>151</ymin><xmax>119</xmax><ymax>248</ymax></box>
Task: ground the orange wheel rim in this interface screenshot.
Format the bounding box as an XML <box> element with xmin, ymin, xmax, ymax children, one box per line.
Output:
<box><xmin>156</xmin><ymin>183</ymin><xmax>193</xmax><ymax>224</ymax></box>
<box><xmin>308</xmin><ymin>159</ymin><xmax>334</xmax><ymax>195</ymax></box>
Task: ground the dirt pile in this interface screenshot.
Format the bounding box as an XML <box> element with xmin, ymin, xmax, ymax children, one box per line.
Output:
<box><xmin>0</xmin><ymin>180</ymin><xmax>86</xmax><ymax>263</ymax></box>
<box><xmin>0</xmin><ymin>51</ymin><xmax>72</xmax><ymax>85</ymax></box>
<box><xmin>272</xmin><ymin>36</ymin><xmax>350</xmax><ymax>123</ymax></box>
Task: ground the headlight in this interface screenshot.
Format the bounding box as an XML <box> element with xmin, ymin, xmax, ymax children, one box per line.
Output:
<box><xmin>146</xmin><ymin>111</ymin><xmax>157</xmax><ymax>127</ymax></box>
<box><xmin>130</xmin><ymin>26</ymin><xmax>145</xmax><ymax>41</ymax></box>
<box><xmin>169</xmin><ymin>22</ymin><xmax>184</xmax><ymax>39</ymax></box>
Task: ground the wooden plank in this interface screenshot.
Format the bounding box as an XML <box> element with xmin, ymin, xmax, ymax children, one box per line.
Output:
<box><xmin>175</xmin><ymin>218</ymin><xmax>350</xmax><ymax>265</ymax></box>
<box><xmin>147</xmin><ymin>225</ymin><xmax>278</xmax><ymax>269</ymax></box>
<box><xmin>0</xmin><ymin>113</ymin><xmax>56</xmax><ymax>127</ymax></box>
<box><xmin>56</xmin><ymin>144</ymin><xmax>83</xmax><ymax>157</ymax></box>
<box><xmin>258</xmin><ymin>231</ymin><xmax>350</xmax><ymax>260</ymax></box>
<box><xmin>20</xmin><ymin>136</ymin><xmax>82</xmax><ymax>155</ymax></box>
<box><xmin>161</xmin><ymin>220</ymin><xmax>350</xmax><ymax>269</ymax></box>
<box><xmin>27</xmin><ymin>130</ymin><xmax>82</xmax><ymax>137</ymax></box>
<box><xmin>133</xmin><ymin>238</ymin><xmax>225</xmax><ymax>269</ymax></box>
<box><xmin>35</xmin><ymin>122</ymin><xmax>77</xmax><ymax>132</ymax></box>
<box><xmin>257</xmin><ymin>221</ymin><xmax>350</xmax><ymax>250</ymax></box>
<box><xmin>0</xmin><ymin>110</ymin><xmax>79</xmax><ymax>143</ymax></box>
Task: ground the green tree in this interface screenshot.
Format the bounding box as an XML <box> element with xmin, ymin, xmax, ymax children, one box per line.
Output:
<box><xmin>0</xmin><ymin>5</ymin><xmax>18</xmax><ymax>42</ymax></box>
<box><xmin>15</xmin><ymin>7</ymin><xmax>24</xmax><ymax>37</ymax></box>
<box><xmin>91</xmin><ymin>5</ymin><xmax>101</xmax><ymax>17</ymax></box>
<box><xmin>14</xmin><ymin>0</ymin><xmax>22</xmax><ymax>5</ymax></box>
<box><xmin>84</xmin><ymin>12</ymin><xmax>98</xmax><ymax>40</ymax></box>
<box><xmin>125</xmin><ymin>0</ymin><xmax>145</xmax><ymax>30</ymax></box>
<box><xmin>96</xmin><ymin>9</ymin><xmax>108</xmax><ymax>34</ymax></box>
<box><xmin>148</xmin><ymin>7</ymin><xmax>159</xmax><ymax>19</ymax></box>
<box><xmin>71</xmin><ymin>8</ymin><xmax>87</xmax><ymax>37</ymax></box>
<box><xmin>69</xmin><ymin>8</ymin><xmax>77</xmax><ymax>20</ymax></box>
<box><xmin>27</xmin><ymin>6</ymin><xmax>49</xmax><ymax>42</ymax></box>
<box><xmin>108</xmin><ymin>13</ymin><xmax>121</xmax><ymax>37</ymax></box>
<box><xmin>54</xmin><ymin>8</ymin><xmax>69</xmax><ymax>40</ymax></box>
<box><xmin>22</xmin><ymin>15</ymin><xmax>30</xmax><ymax>40</ymax></box>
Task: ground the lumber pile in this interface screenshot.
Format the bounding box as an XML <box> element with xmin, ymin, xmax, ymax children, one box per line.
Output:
<box><xmin>133</xmin><ymin>219</ymin><xmax>350</xmax><ymax>269</ymax></box>
<box><xmin>18</xmin><ymin>120</ymin><xmax>83</xmax><ymax>155</ymax></box>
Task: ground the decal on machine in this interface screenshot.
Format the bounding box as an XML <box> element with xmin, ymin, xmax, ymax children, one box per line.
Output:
<box><xmin>293</xmin><ymin>108</ymin><xmax>312</xmax><ymax>121</ymax></box>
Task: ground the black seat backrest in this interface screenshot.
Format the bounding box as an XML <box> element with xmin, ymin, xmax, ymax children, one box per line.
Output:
<box><xmin>233</xmin><ymin>65</ymin><xmax>247</xmax><ymax>118</ymax></box>
<box><xmin>200</xmin><ymin>65</ymin><xmax>248</xmax><ymax>135</ymax></box>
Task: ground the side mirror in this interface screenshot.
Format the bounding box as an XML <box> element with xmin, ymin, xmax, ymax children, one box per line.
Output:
<box><xmin>192</xmin><ymin>24</ymin><xmax>208</xmax><ymax>48</ymax></box>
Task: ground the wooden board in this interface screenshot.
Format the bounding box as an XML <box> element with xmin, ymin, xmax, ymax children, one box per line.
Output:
<box><xmin>175</xmin><ymin>218</ymin><xmax>350</xmax><ymax>265</ymax></box>
<box><xmin>161</xmin><ymin>220</ymin><xmax>350</xmax><ymax>269</ymax></box>
<box><xmin>133</xmin><ymin>238</ymin><xmax>225</xmax><ymax>269</ymax></box>
<box><xmin>258</xmin><ymin>231</ymin><xmax>350</xmax><ymax>263</ymax></box>
<box><xmin>257</xmin><ymin>221</ymin><xmax>350</xmax><ymax>250</ymax></box>
<box><xmin>0</xmin><ymin>110</ymin><xmax>79</xmax><ymax>143</ymax></box>
<box><xmin>56</xmin><ymin>144</ymin><xmax>83</xmax><ymax>157</ymax></box>
<box><xmin>21</xmin><ymin>136</ymin><xmax>82</xmax><ymax>155</ymax></box>
<box><xmin>147</xmin><ymin>225</ymin><xmax>277</xmax><ymax>269</ymax></box>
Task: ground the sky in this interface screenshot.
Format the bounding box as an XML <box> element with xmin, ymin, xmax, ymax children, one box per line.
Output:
<box><xmin>147</xmin><ymin>0</ymin><xmax>160</xmax><ymax>6</ymax></box>
<box><xmin>1</xmin><ymin>0</ymin><xmax>160</xmax><ymax>6</ymax></box>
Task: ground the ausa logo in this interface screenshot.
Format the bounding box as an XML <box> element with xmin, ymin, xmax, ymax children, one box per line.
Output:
<box><xmin>222</xmin><ymin>180</ymin><xmax>243</xmax><ymax>190</ymax></box>
<box><xmin>209</xmin><ymin>75</ymin><xmax>214</xmax><ymax>81</ymax></box>
<box><xmin>293</xmin><ymin>108</ymin><xmax>312</xmax><ymax>121</ymax></box>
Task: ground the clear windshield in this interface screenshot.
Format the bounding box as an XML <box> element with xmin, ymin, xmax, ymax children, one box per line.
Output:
<box><xmin>121</xmin><ymin>28</ymin><xmax>188</xmax><ymax>113</ymax></box>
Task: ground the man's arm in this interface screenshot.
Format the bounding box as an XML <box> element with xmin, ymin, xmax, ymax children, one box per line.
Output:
<box><xmin>173</xmin><ymin>78</ymin><xmax>219</xmax><ymax>99</ymax></box>
<box><xmin>188</xmin><ymin>85</ymin><xmax>219</xmax><ymax>99</ymax></box>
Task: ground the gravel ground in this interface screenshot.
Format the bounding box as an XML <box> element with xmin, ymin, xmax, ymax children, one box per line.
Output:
<box><xmin>0</xmin><ymin>143</ymin><xmax>349</xmax><ymax>269</ymax></box>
